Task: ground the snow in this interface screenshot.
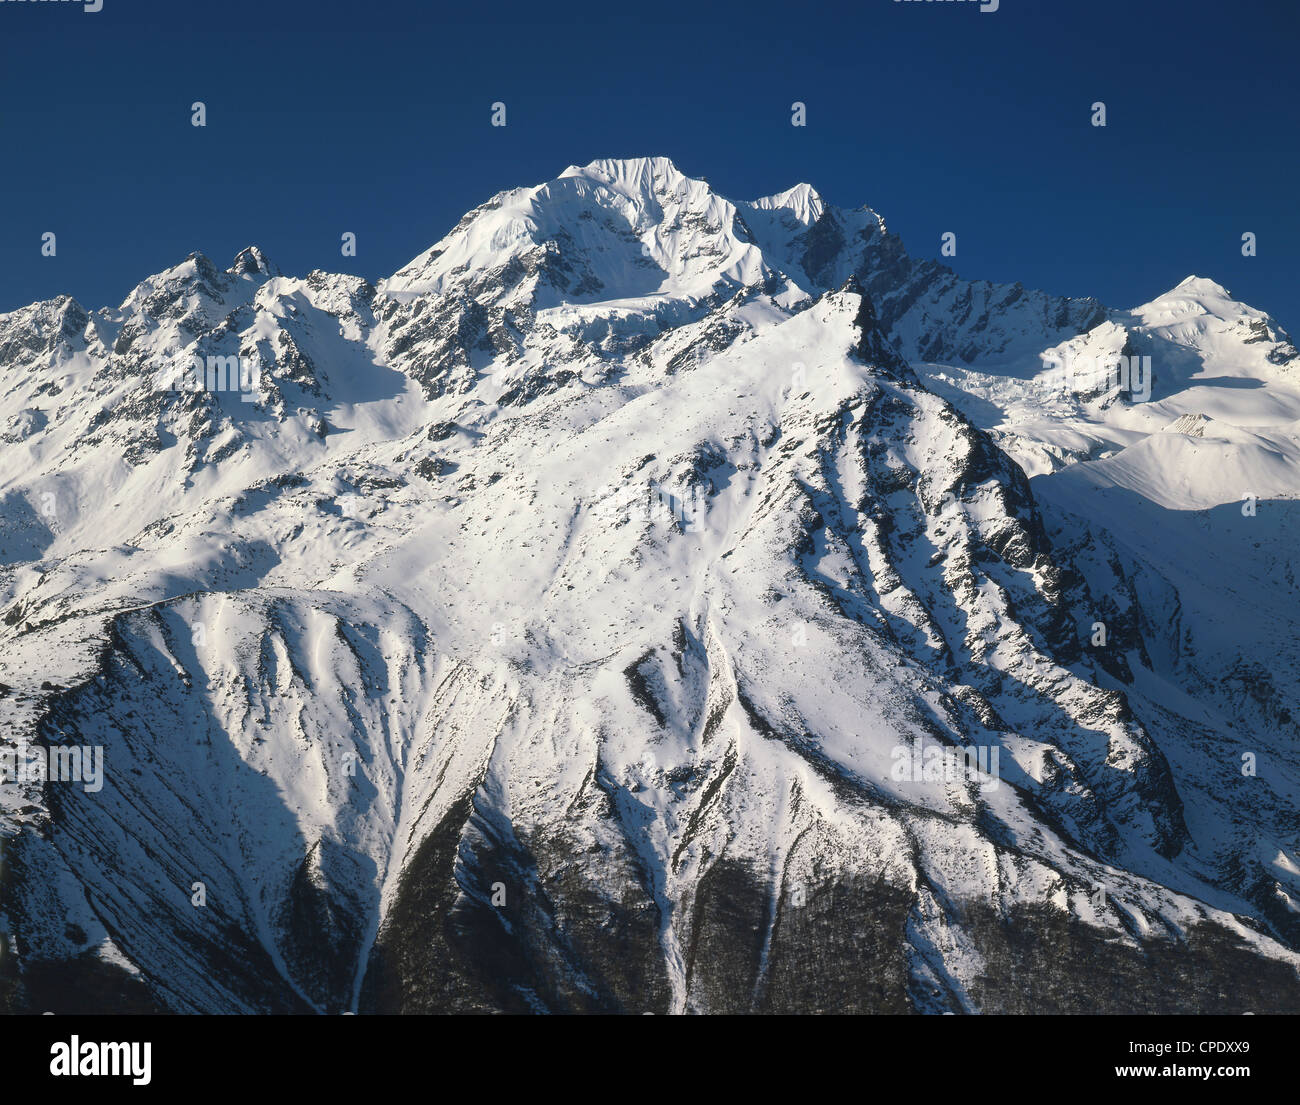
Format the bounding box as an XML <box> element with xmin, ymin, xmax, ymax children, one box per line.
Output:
<box><xmin>3</xmin><ymin>156</ymin><xmax>1299</xmax><ymax>1013</ymax></box>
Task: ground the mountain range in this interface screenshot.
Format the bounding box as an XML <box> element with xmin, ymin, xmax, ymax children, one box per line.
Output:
<box><xmin>2</xmin><ymin>156</ymin><xmax>1298</xmax><ymax>1014</ymax></box>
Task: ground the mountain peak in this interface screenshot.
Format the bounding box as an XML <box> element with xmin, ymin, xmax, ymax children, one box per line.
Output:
<box><xmin>386</xmin><ymin>155</ymin><xmax>761</xmax><ymax>303</ymax></box>
<box><xmin>842</xmin><ymin>280</ymin><xmax>913</xmax><ymax>380</ymax></box>
<box><xmin>231</xmin><ymin>245</ymin><xmax>276</xmax><ymax>277</ymax></box>
<box><xmin>556</xmin><ymin>156</ymin><xmax>698</xmax><ymax>206</ymax></box>
<box><xmin>562</xmin><ymin>155</ymin><xmax>688</xmax><ymax>187</ymax></box>
<box><xmin>1170</xmin><ymin>275</ymin><xmax>1232</xmax><ymax>299</ymax></box>
<box><xmin>749</xmin><ymin>181</ymin><xmax>825</xmax><ymax>226</ymax></box>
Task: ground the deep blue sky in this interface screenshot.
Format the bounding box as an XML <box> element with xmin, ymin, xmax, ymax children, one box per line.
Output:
<box><xmin>2</xmin><ymin>0</ymin><xmax>1297</xmax><ymax>326</ymax></box>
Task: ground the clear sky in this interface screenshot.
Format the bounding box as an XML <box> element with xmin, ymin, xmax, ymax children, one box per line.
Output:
<box><xmin>2</xmin><ymin>0</ymin><xmax>1297</xmax><ymax>327</ymax></box>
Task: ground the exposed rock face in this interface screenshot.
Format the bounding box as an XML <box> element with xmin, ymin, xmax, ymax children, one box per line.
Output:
<box><xmin>2</xmin><ymin>158</ymin><xmax>1299</xmax><ymax>1014</ymax></box>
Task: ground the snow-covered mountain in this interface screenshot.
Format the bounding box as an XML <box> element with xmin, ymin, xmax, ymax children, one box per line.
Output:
<box><xmin>2</xmin><ymin>156</ymin><xmax>1298</xmax><ymax>1014</ymax></box>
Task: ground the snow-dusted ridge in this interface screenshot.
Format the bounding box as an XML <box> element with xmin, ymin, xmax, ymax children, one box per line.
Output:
<box><xmin>1</xmin><ymin>156</ymin><xmax>1299</xmax><ymax>1014</ymax></box>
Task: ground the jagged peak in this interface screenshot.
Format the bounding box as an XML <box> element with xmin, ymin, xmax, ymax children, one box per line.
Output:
<box><xmin>834</xmin><ymin>279</ymin><xmax>914</xmax><ymax>381</ymax></box>
<box><xmin>168</xmin><ymin>251</ymin><xmax>227</xmax><ymax>287</ymax></box>
<box><xmin>117</xmin><ymin>251</ymin><xmax>212</xmax><ymax>300</ymax></box>
<box><xmin>748</xmin><ymin>182</ymin><xmax>825</xmax><ymax>226</ymax></box>
<box><xmin>114</xmin><ymin>249</ymin><xmax>256</xmax><ymax>314</ymax></box>
<box><xmin>1164</xmin><ymin>412</ymin><xmax>1212</xmax><ymax>437</ymax></box>
<box><xmin>230</xmin><ymin>246</ymin><xmax>277</xmax><ymax>278</ymax></box>
<box><xmin>0</xmin><ymin>292</ymin><xmax>88</xmax><ymax>326</ymax></box>
<box><xmin>560</xmin><ymin>155</ymin><xmax>690</xmax><ymax>194</ymax></box>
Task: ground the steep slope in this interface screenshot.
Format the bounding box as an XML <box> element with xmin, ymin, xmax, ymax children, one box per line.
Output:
<box><xmin>915</xmin><ymin>274</ymin><xmax>1300</xmax><ymax>955</ymax></box>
